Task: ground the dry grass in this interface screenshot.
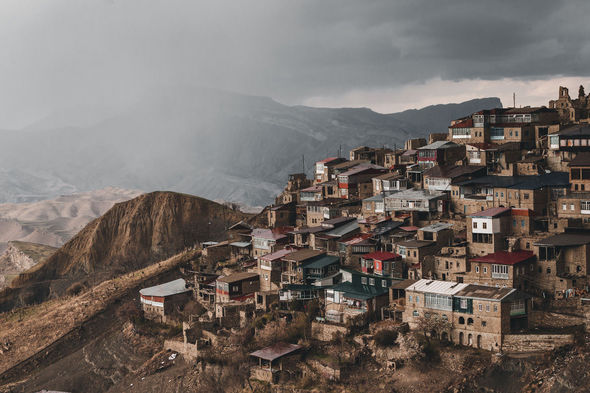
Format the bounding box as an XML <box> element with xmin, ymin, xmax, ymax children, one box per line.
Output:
<box><xmin>0</xmin><ymin>249</ymin><xmax>199</xmax><ymax>374</ymax></box>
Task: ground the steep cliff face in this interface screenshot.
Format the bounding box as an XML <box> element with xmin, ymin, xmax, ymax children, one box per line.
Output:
<box><xmin>1</xmin><ymin>191</ymin><xmax>249</xmax><ymax>309</ymax></box>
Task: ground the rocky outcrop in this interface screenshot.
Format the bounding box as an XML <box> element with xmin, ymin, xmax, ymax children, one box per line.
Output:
<box><xmin>0</xmin><ymin>241</ymin><xmax>57</xmax><ymax>289</ymax></box>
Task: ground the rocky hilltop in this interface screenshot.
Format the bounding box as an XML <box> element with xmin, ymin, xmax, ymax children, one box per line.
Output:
<box><xmin>0</xmin><ymin>191</ymin><xmax>249</xmax><ymax>310</ymax></box>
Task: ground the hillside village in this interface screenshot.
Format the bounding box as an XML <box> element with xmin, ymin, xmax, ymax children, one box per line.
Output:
<box><xmin>10</xmin><ymin>86</ymin><xmax>590</xmax><ymax>392</ymax></box>
<box><xmin>99</xmin><ymin>84</ymin><xmax>590</xmax><ymax>391</ymax></box>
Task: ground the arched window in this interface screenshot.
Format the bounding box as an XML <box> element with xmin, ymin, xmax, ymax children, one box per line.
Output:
<box><xmin>467</xmin><ymin>318</ymin><xmax>474</xmax><ymax>325</ymax></box>
<box><xmin>458</xmin><ymin>316</ymin><xmax>465</xmax><ymax>324</ymax></box>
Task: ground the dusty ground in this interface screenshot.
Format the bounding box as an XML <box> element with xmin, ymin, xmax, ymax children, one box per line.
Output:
<box><xmin>0</xmin><ymin>249</ymin><xmax>198</xmax><ymax>381</ymax></box>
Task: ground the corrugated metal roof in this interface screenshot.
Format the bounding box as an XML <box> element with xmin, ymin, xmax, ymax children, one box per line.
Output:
<box><xmin>324</xmin><ymin>219</ymin><xmax>359</xmax><ymax>237</ymax></box>
<box><xmin>250</xmin><ymin>342</ymin><xmax>302</xmax><ymax>361</ymax></box>
<box><xmin>230</xmin><ymin>242</ymin><xmax>251</xmax><ymax>248</ymax></box>
<box><xmin>417</xmin><ymin>141</ymin><xmax>459</xmax><ymax>150</ymax></box>
<box><xmin>140</xmin><ymin>279</ymin><xmax>189</xmax><ymax>297</ymax></box>
<box><xmin>419</xmin><ymin>222</ymin><xmax>453</xmax><ymax>232</ymax></box>
<box><xmin>303</xmin><ymin>255</ymin><xmax>340</xmax><ymax>269</ymax></box>
<box><xmin>406</xmin><ymin>279</ymin><xmax>468</xmax><ymax>295</ymax></box>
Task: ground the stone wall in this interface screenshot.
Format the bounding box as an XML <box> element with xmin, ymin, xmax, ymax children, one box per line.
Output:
<box><xmin>311</xmin><ymin>322</ymin><xmax>349</xmax><ymax>341</ymax></box>
<box><xmin>530</xmin><ymin>310</ymin><xmax>585</xmax><ymax>329</ymax></box>
<box><xmin>308</xmin><ymin>359</ymin><xmax>341</xmax><ymax>381</ymax></box>
<box><xmin>502</xmin><ymin>334</ymin><xmax>574</xmax><ymax>353</ymax></box>
<box><xmin>164</xmin><ymin>339</ymin><xmax>198</xmax><ymax>360</ymax></box>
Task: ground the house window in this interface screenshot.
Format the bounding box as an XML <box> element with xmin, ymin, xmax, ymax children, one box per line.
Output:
<box><xmin>369</xmin><ymin>278</ymin><xmax>375</xmax><ymax>286</ymax></box>
<box><xmin>416</xmin><ymin>296</ymin><xmax>420</xmax><ymax>303</ymax></box>
<box><xmin>571</xmin><ymin>204</ymin><xmax>575</xmax><ymax>211</ymax></box>
<box><xmin>460</xmin><ymin>299</ymin><xmax>467</xmax><ymax>309</ymax></box>
<box><xmin>483</xmin><ymin>267</ymin><xmax>488</xmax><ymax>274</ymax></box>
<box><xmin>482</xmin><ymin>321</ymin><xmax>487</xmax><ymax>327</ymax></box>
<box><xmin>521</xmin><ymin>220</ymin><xmax>525</xmax><ymax>227</ymax></box>
<box><xmin>473</xmin><ymin>222</ymin><xmax>478</xmax><ymax>229</ymax></box>
<box><xmin>361</xmin><ymin>277</ymin><xmax>367</xmax><ymax>285</ymax></box>
<box><xmin>493</xmin><ymin>305</ymin><xmax>498</xmax><ymax>312</ymax></box>
<box><xmin>478</xmin><ymin>304</ymin><xmax>483</xmax><ymax>311</ymax></box>
<box><xmin>476</xmin><ymin>266</ymin><xmax>480</xmax><ymax>273</ymax></box>
<box><xmin>486</xmin><ymin>305</ymin><xmax>490</xmax><ymax>312</ymax></box>
<box><xmin>458</xmin><ymin>316</ymin><xmax>465</xmax><ymax>324</ymax></box>
<box><xmin>382</xmin><ymin>279</ymin><xmax>388</xmax><ymax>287</ymax></box>
<box><xmin>524</xmin><ymin>193</ymin><xmax>529</xmax><ymax>200</ymax></box>
<box><xmin>467</xmin><ymin>318</ymin><xmax>474</xmax><ymax>325</ymax></box>
<box><xmin>409</xmin><ymin>295</ymin><xmax>413</xmax><ymax>302</ymax></box>
<box><xmin>413</xmin><ymin>310</ymin><xmax>419</xmax><ymax>317</ymax></box>
<box><xmin>482</xmin><ymin>222</ymin><xmax>487</xmax><ymax>229</ymax></box>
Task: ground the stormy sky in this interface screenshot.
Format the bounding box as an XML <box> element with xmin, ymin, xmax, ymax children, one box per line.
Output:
<box><xmin>1</xmin><ymin>0</ymin><xmax>590</xmax><ymax>128</ymax></box>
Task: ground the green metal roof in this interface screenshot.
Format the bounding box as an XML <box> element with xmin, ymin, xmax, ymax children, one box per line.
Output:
<box><xmin>329</xmin><ymin>281</ymin><xmax>388</xmax><ymax>300</ymax></box>
<box><xmin>303</xmin><ymin>255</ymin><xmax>340</xmax><ymax>269</ymax></box>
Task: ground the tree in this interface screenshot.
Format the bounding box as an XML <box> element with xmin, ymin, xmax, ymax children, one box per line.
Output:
<box><xmin>414</xmin><ymin>315</ymin><xmax>452</xmax><ymax>345</ymax></box>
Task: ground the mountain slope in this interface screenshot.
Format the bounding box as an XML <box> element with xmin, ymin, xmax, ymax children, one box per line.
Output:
<box><xmin>0</xmin><ymin>88</ymin><xmax>501</xmax><ymax>205</ymax></box>
<box><xmin>0</xmin><ymin>191</ymin><xmax>249</xmax><ymax>310</ymax></box>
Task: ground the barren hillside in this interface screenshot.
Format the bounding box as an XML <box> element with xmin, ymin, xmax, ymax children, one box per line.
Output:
<box><xmin>0</xmin><ymin>191</ymin><xmax>250</xmax><ymax>311</ymax></box>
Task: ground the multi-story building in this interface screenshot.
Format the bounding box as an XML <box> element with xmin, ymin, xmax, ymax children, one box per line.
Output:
<box><xmin>314</xmin><ymin>157</ymin><xmax>347</xmax><ymax>183</ymax></box>
<box><xmin>423</xmin><ymin>165</ymin><xmax>486</xmax><ymax>193</ymax></box>
<box><xmin>372</xmin><ymin>172</ymin><xmax>408</xmax><ymax>195</ymax></box>
<box><xmin>258</xmin><ymin>248</ymin><xmax>296</xmax><ymax>291</ymax></box>
<box><xmin>460</xmin><ymin>251</ymin><xmax>536</xmax><ymax>291</ymax></box>
<box><xmin>384</xmin><ymin>189</ymin><xmax>448</xmax><ymax>217</ymax></box>
<box><xmin>568</xmin><ymin>152</ymin><xmax>590</xmax><ymax>192</ymax></box>
<box><xmin>337</xmin><ymin>164</ymin><xmax>387</xmax><ymax>200</ymax></box>
<box><xmin>416</xmin><ymin>141</ymin><xmax>466</xmax><ymax>168</ymax></box>
<box><xmin>533</xmin><ymin>232</ymin><xmax>590</xmax><ymax>297</ymax></box>
<box><xmin>215</xmin><ymin>272</ymin><xmax>260</xmax><ymax>303</ymax></box>
<box><xmin>403</xmin><ymin>279</ymin><xmax>531</xmax><ymax>351</ymax></box>
<box><xmin>349</xmin><ymin>146</ymin><xmax>392</xmax><ymax>167</ymax></box>
<box><xmin>251</xmin><ymin>227</ymin><xmax>292</xmax><ymax>258</ymax></box>
<box><xmin>360</xmin><ymin>251</ymin><xmax>403</xmax><ymax>278</ymax></box>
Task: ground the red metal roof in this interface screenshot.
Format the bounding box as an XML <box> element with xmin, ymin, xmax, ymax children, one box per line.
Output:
<box><xmin>449</xmin><ymin>118</ymin><xmax>473</xmax><ymax>128</ymax></box>
<box><xmin>511</xmin><ymin>208</ymin><xmax>535</xmax><ymax>217</ymax></box>
<box><xmin>400</xmin><ymin>226</ymin><xmax>419</xmax><ymax>231</ymax></box>
<box><xmin>318</xmin><ymin>157</ymin><xmax>340</xmax><ymax>163</ymax></box>
<box><xmin>471</xmin><ymin>250</ymin><xmax>534</xmax><ymax>265</ymax></box>
<box><xmin>362</xmin><ymin>251</ymin><xmax>400</xmax><ymax>260</ymax></box>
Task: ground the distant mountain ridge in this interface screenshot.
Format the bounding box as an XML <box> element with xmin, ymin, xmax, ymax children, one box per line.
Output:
<box><xmin>0</xmin><ymin>88</ymin><xmax>501</xmax><ymax>205</ymax></box>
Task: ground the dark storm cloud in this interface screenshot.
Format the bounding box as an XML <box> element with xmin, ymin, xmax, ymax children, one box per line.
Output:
<box><xmin>0</xmin><ymin>0</ymin><xmax>589</xmax><ymax>127</ymax></box>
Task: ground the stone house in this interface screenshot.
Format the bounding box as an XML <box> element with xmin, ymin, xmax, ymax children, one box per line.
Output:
<box><xmin>533</xmin><ymin>232</ymin><xmax>590</xmax><ymax>297</ymax></box>
<box><xmin>403</xmin><ymin>279</ymin><xmax>531</xmax><ymax>352</ymax></box>
<box><xmin>459</xmin><ymin>250</ymin><xmax>536</xmax><ymax>291</ymax></box>
<box><xmin>416</xmin><ymin>141</ymin><xmax>466</xmax><ymax>168</ymax></box>
<box><xmin>360</xmin><ymin>251</ymin><xmax>403</xmax><ymax>278</ymax></box>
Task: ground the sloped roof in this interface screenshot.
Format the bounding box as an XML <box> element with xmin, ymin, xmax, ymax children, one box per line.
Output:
<box><xmin>259</xmin><ymin>248</ymin><xmax>296</xmax><ymax>261</ymax></box>
<box><xmin>534</xmin><ymin>233</ymin><xmax>590</xmax><ymax>247</ymax></box>
<box><xmin>282</xmin><ymin>249</ymin><xmax>324</xmax><ymax>262</ymax></box>
<box><xmin>423</xmin><ymin>165</ymin><xmax>485</xmax><ymax>179</ymax></box>
<box><xmin>362</xmin><ymin>251</ymin><xmax>400</xmax><ymax>260</ymax></box>
<box><xmin>456</xmin><ymin>172</ymin><xmax>569</xmax><ymax>190</ymax></box>
<box><xmin>455</xmin><ymin>285</ymin><xmax>515</xmax><ymax>301</ymax></box>
<box><xmin>329</xmin><ymin>281</ymin><xmax>389</xmax><ymax>300</ymax></box>
<box><xmin>250</xmin><ymin>342</ymin><xmax>302</xmax><ymax>361</ymax></box>
<box><xmin>419</xmin><ymin>222</ymin><xmax>453</xmax><ymax>232</ymax></box>
<box><xmin>216</xmin><ymin>272</ymin><xmax>259</xmax><ymax>283</ymax></box>
<box><xmin>140</xmin><ymin>279</ymin><xmax>189</xmax><ymax>297</ymax></box>
<box><xmin>470</xmin><ymin>250</ymin><xmax>534</xmax><ymax>265</ymax></box>
<box><xmin>303</xmin><ymin>255</ymin><xmax>340</xmax><ymax>269</ymax></box>
<box><xmin>469</xmin><ymin>207</ymin><xmax>511</xmax><ymax>218</ymax></box>
<box><xmin>418</xmin><ymin>141</ymin><xmax>459</xmax><ymax>150</ymax></box>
